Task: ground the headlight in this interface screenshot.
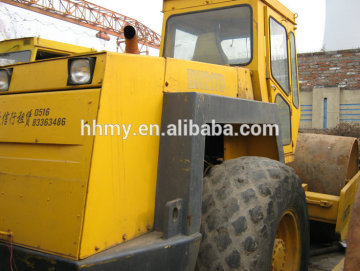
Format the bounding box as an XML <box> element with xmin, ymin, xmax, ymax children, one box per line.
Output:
<box><xmin>68</xmin><ymin>58</ymin><xmax>95</xmax><ymax>85</ymax></box>
<box><xmin>0</xmin><ymin>68</ymin><xmax>12</xmax><ymax>92</ymax></box>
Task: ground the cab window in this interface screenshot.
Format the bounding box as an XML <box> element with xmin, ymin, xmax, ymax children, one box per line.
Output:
<box><xmin>275</xmin><ymin>95</ymin><xmax>291</xmax><ymax>145</ymax></box>
<box><xmin>0</xmin><ymin>50</ymin><xmax>31</xmax><ymax>66</ymax></box>
<box><xmin>290</xmin><ymin>32</ymin><xmax>299</xmax><ymax>108</ymax></box>
<box><xmin>36</xmin><ymin>50</ymin><xmax>67</xmax><ymax>60</ymax></box>
<box><xmin>164</xmin><ymin>5</ymin><xmax>252</xmax><ymax>66</ymax></box>
<box><xmin>269</xmin><ymin>18</ymin><xmax>290</xmax><ymax>95</ymax></box>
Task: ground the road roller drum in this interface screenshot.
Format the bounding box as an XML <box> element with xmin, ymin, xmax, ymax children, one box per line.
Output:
<box><xmin>289</xmin><ymin>133</ymin><xmax>359</xmax><ymax>195</ymax></box>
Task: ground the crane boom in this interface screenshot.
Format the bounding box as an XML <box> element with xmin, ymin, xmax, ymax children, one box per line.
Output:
<box><xmin>0</xmin><ymin>0</ymin><xmax>161</xmax><ymax>49</ymax></box>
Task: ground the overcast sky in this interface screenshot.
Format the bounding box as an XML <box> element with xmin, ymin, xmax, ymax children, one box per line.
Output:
<box><xmin>0</xmin><ymin>0</ymin><xmax>326</xmax><ymax>54</ymax></box>
<box><xmin>89</xmin><ymin>0</ymin><xmax>327</xmax><ymax>53</ymax></box>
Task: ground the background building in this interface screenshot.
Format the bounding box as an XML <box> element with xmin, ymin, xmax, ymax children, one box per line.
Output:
<box><xmin>299</xmin><ymin>0</ymin><xmax>360</xmax><ymax>129</ymax></box>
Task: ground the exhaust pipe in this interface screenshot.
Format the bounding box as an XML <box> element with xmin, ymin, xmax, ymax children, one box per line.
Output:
<box><xmin>124</xmin><ymin>25</ymin><xmax>140</xmax><ymax>54</ymax></box>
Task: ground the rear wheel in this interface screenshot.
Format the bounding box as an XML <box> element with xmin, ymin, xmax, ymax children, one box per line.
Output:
<box><xmin>272</xmin><ymin>210</ymin><xmax>301</xmax><ymax>270</ymax></box>
<box><xmin>196</xmin><ymin>156</ymin><xmax>309</xmax><ymax>271</ymax></box>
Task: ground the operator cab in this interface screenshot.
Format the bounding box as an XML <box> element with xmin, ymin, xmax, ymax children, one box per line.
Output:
<box><xmin>161</xmin><ymin>0</ymin><xmax>301</xmax><ymax>162</ymax></box>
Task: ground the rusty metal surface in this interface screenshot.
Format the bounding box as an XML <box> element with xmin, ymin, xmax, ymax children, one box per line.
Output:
<box><xmin>344</xmin><ymin>185</ymin><xmax>360</xmax><ymax>271</ymax></box>
<box><xmin>124</xmin><ymin>25</ymin><xmax>140</xmax><ymax>54</ymax></box>
<box><xmin>289</xmin><ymin>133</ymin><xmax>358</xmax><ymax>195</ymax></box>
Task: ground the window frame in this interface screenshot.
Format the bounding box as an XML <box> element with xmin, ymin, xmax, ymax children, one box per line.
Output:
<box><xmin>289</xmin><ymin>32</ymin><xmax>299</xmax><ymax>108</ymax></box>
<box><xmin>269</xmin><ymin>16</ymin><xmax>291</xmax><ymax>96</ymax></box>
<box><xmin>163</xmin><ymin>4</ymin><xmax>254</xmax><ymax>67</ymax></box>
<box><xmin>275</xmin><ymin>94</ymin><xmax>292</xmax><ymax>146</ymax></box>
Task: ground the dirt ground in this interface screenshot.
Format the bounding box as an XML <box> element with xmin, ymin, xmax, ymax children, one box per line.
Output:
<box><xmin>309</xmin><ymin>250</ymin><xmax>344</xmax><ymax>271</ymax></box>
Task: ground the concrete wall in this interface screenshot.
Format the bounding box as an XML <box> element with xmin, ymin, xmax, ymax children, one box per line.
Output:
<box><xmin>300</xmin><ymin>88</ymin><xmax>360</xmax><ymax>129</ymax></box>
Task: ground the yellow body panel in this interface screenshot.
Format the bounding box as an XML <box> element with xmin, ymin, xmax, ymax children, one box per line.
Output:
<box><xmin>306</xmin><ymin>171</ymin><xmax>360</xmax><ymax>240</ymax></box>
<box><xmin>79</xmin><ymin>53</ymin><xmax>166</xmax><ymax>258</ymax></box>
<box><xmin>306</xmin><ymin>191</ymin><xmax>339</xmax><ymax>224</ymax></box>
<box><xmin>0</xmin><ymin>90</ymin><xmax>97</xmax><ymax>144</ymax></box>
<box><xmin>3</xmin><ymin>53</ymin><xmax>105</xmax><ymax>94</ymax></box>
<box><xmin>0</xmin><ymin>89</ymin><xmax>100</xmax><ymax>258</ymax></box>
<box><xmin>336</xmin><ymin>171</ymin><xmax>360</xmax><ymax>240</ymax></box>
<box><xmin>237</xmin><ymin>68</ymin><xmax>254</xmax><ymax>100</ymax></box>
<box><xmin>164</xmin><ymin>58</ymin><xmax>254</xmax><ymax>99</ymax></box>
<box><xmin>165</xmin><ymin>58</ymin><xmax>238</xmax><ymax>98</ymax></box>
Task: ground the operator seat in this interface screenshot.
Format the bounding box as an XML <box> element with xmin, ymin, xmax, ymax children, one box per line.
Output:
<box><xmin>192</xmin><ymin>32</ymin><xmax>225</xmax><ymax>65</ymax></box>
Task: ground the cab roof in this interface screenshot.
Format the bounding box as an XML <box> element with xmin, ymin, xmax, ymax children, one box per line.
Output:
<box><xmin>0</xmin><ymin>37</ymin><xmax>96</xmax><ymax>55</ymax></box>
<box><xmin>163</xmin><ymin>0</ymin><xmax>296</xmax><ymax>24</ymax></box>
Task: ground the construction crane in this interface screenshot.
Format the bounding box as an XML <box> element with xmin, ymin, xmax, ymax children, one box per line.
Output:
<box><xmin>0</xmin><ymin>0</ymin><xmax>161</xmax><ymax>53</ymax></box>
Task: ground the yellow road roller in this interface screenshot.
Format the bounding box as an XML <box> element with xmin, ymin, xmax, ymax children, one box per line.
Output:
<box><xmin>0</xmin><ymin>0</ymin><xmax>359</xmax><ymax>270</ymax></box>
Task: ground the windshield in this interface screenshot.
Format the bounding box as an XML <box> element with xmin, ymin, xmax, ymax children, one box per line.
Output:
<box><xmin>164</xmin><ymin>6</ymin><xmax>252</xmax><ymax>66</ymax></box>
<box><xmin>0</xmin><ymin>50</ymin><xmax>31</xmax><ymax>66</ymax></box>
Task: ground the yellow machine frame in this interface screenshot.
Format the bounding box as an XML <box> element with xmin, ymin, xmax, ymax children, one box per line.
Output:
<box><xmin>0</xmin><ymin>0</ymin><xmax>358</xmax><ymax>270</ymax></box>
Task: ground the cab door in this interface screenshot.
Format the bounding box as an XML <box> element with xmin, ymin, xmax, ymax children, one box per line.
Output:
<box><xmin>265</xmin><ymin>7</ymin><xmax>300</xmax><ymax>162</ymax></box>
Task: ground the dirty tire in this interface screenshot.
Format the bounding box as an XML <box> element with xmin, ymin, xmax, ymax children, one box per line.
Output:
<box><xmin>196</xmin><ymin>156</ymin><xmax>309</xmax><ymax>271</ymax></box>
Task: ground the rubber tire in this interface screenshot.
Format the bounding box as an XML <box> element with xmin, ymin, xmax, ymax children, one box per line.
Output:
<box><xmin>196</xmin><ymin>156</ymin><xmax>309</xmax><ymax>271</ymax></box>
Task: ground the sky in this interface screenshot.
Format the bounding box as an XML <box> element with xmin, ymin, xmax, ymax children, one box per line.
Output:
<box><xmin>281</xmin><ymin>0</ymin><xmax>326</xmax><ymax>52</ymax></box>
<box><xmin>0</xmin><ymin>0</ymin><xmax>326</xmax><ymax>54</ymax></box>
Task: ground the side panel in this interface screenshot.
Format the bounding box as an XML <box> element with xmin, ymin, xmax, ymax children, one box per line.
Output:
<box><xmin>2</xmin><ymin>53</ymin><xmax>105</xmax><ymax>94</ymax></box>
<box><xmin>80</xmin><ymin>54</ymin><xmax>166</xmax><ymax>258</ymax></box>
<box><xmin>165</xmin><ymin>58</ymin><xmax>239</xmax><ymax>98</ymax></box>
<box><xmin>306</xmin><ymin>192</ymin><xmax>339</xmax><ymax>224</ymax></box>
<box><xmin>165</xmin><ymin>58</ymin><xmax>257</xmax><ymax>101</ymax></box>
<box><xmin>0</xmin><ymin>89</ymin><xmax>100</xmax><ymax>258</ymax></box>
<box><xmin>336</xmin><ymin>171</ymin><xmax>360</xmax><ymax>240</ymax></box>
